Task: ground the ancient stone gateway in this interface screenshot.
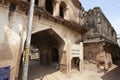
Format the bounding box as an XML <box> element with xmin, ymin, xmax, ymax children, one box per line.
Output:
<box><xmin>0</xmin><ymin>2</ymin><xmax>84</xmax><ymax>78</ymax></box>
<box><xmin>30</xmin><ymin>28</ymin><xmax>84</xmax><ymax>73</ymax></box>
<box><xmin>17</xmin><ymin>28</ymin><xmax>83</xmax><ymax>80</ymax></box>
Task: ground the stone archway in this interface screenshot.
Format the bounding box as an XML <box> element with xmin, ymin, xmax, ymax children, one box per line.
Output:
<box><xmin>27</xmin><ymin>28</ymin><xmax>65</xmax><ymax>79</ymax></box>
<box><xmin>18</xmin><ymin>28</ymin><xmax>66</xmax><ymax>80</ymax></box>
<box><xmin>31</xmin><ymin>28</ymin><xmax>65</xmax><ymax>66</ymax></box>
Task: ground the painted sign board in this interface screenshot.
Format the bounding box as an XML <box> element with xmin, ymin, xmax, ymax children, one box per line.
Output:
<box><xmin>71</xmin><ymin>44</ymin><xmax>80</xmax><ymax>57</ymax></box>
<box><xmin>0</xmin><ymin>66</ymin><xmax>10</xmax><ymax>80</ymax></box>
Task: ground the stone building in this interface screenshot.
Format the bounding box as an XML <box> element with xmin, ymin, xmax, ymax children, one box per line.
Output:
<box><xmin>83</xmin><ymin>7</ymin><xmax>120</xmax><ymax>67</ymax></box>
<box><xmin>0</xmin><ymin>0</ymin><xmax>85</xmax><ymax>80</ymax></box>
<box><xmin>0</xmin><ymin>0</ymin><xmax>119</xmax><ymax>80</ymax></box>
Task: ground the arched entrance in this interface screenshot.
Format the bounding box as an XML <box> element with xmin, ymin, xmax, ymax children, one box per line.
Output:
<box><xmin>71</xmin><ymin>57</ymin><xmax>80</xmax><ymax>71</ymax></box>
<box><xmin>28</xmin><ymin>29</ymin><xmax>65</xmax><ymax>80</ymax></box>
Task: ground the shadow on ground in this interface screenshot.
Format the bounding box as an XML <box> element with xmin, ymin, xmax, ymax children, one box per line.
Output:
<box><xmin>28</xmin><ymin>60</ymin><xmax>58</xmax><ymax>80</ymax></box>
<box><xmin>101</xmin><ymin>59</ymin><xmax>120</xmax><ymax>80</ymax></box>
<box><xmin>101</xmin><ymin>66</ymin><xmax>120</xmax><ymax>80</ymax></box>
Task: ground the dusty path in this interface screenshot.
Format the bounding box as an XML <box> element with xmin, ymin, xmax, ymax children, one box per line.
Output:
<box><xmin>28</xmin><ymin>60</ymin><xmax>120</xmax><ymax>80</ymax></box>
<box><xmin>28</xmin><ymin>60</ymin><xmax>58</xmax><ymax>80</ymax></box>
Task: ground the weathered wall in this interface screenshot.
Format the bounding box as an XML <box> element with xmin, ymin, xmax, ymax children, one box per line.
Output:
<box><xmin>0</xmin><ymin>5</ymin><xmax>26</xmax><ymax>80</ymax></box>
<box><xmin>84</xmin><ymin>41</ymin><xmax>119</xmax><ymax>70</ymax></box>
<box><xmin>84</xmin><ymin>43</ymin><xmax>103</xmax><ymax>61</ymax></box>
<box><xmin>83</xmin><ymin>7</ymin><xmax>119</xmax><ymax>66</ymax></box>
<box><xmin>83</xmin><ymin>7</ymin><xmax>117</xmax><ymax>44</ymax></box>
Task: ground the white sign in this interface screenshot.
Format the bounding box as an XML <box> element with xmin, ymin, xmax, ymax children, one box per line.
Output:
<box><xmin>71</xmin><ymin>44</ymin><xmax>80</xmax><ymax>56</ymax></box>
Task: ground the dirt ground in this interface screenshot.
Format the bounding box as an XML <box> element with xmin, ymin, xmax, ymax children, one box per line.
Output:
<box><xmin>28</xmin><ymin>60</ymin><xmax>120</xmax><ymax>80</ymax></box>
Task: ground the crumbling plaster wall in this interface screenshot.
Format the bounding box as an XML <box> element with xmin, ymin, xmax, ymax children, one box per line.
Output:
<box><xmin>84</xmin><ymin>42</ymin><xmax>119</xmax><ymax>68</ymax></box>
<box><xmin>84</xmin><ymin>43</ymin><xmax>103</xmax><ymax>61</ymax></box>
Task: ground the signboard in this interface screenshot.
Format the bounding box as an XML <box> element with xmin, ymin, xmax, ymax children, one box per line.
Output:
<box><xmin>71</xmin><ymin>44</ymin><xmax>80</xmax><ymax>57</ymax></box>
<box><xmin>0</xmin><ymin>66</ymin><xmax>10</xmax><ymax>80</ymax></box>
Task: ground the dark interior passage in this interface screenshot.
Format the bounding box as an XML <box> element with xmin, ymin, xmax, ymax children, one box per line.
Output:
<box><xmin>31</xmin><ymin>29</ymin><xmax>60</xmax><ymax>65</ymax></box>
<box><xmin>71</xmin><ymin>57</ymin><xmax>80</xmax><ymax>71</ymax></box>
<box><xmin>27</xmin><ymin>29</ymin><xmax>62</xmax><ymax>80</ymax></box>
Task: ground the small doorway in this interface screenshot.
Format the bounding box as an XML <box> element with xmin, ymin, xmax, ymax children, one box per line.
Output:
<box><xmin>71</xmin><ymin>57</ymin><xmax>80</xmax><ymax>71</ymax></box>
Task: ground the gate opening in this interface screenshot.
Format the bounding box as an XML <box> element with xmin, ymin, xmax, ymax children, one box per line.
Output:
<box><xmin>71</xmin><ymin>57</ymin><xmax>80</xmax><ymax>71</ymax></box>
<box><xmin>28</xmin><ymin>29</ymin><xmax>64</xmax><ymax>80</ymax></box>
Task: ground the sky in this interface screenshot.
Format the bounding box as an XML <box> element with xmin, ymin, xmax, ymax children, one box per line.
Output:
<box><xmin>79</xmin><ymin>0</ymin><xmax>120</xmax><ymax>35</ymax></box>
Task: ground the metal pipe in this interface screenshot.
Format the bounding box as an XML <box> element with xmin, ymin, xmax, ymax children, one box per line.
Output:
<box><xmin>22</xmin><ymin>0</ymin><xmax>35</xmax><ymax>80</ymax></box>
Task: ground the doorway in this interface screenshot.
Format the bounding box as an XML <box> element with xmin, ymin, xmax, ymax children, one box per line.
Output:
<box><xmin>71</xmin><ymin>57</ymin><xmax>80</xmax><ymax>71</ymax></box>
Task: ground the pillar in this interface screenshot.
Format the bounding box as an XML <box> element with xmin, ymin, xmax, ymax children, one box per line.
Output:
<box><xmin>67</xmin><ymin>42</ymin><xmax>72</xmax><ymax>74</ymax></box>
<box><xmin>80</xmin><ymin>42</ymin><xmax>83</xmax><ymax>72</ymax></box>
<box><xmin>69</xmin><ymin>58</ymin><xmax>72</xmax><ymax>74</ymax></box>
<box><xmin>64</xmin><ymin>7</ymin><xmax>69</xmax><ymax>20</ymax></box>
<box><xmin>53</xmin><ymin>1</ymin><xmax>60</xmax><ymax>17</ymax></box>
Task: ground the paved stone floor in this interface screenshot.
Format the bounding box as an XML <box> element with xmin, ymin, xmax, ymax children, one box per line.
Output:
<box><xmin>28</xmin><ymin>60</ymin><xmax>120</xmax><ymax>80</ymax></box>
